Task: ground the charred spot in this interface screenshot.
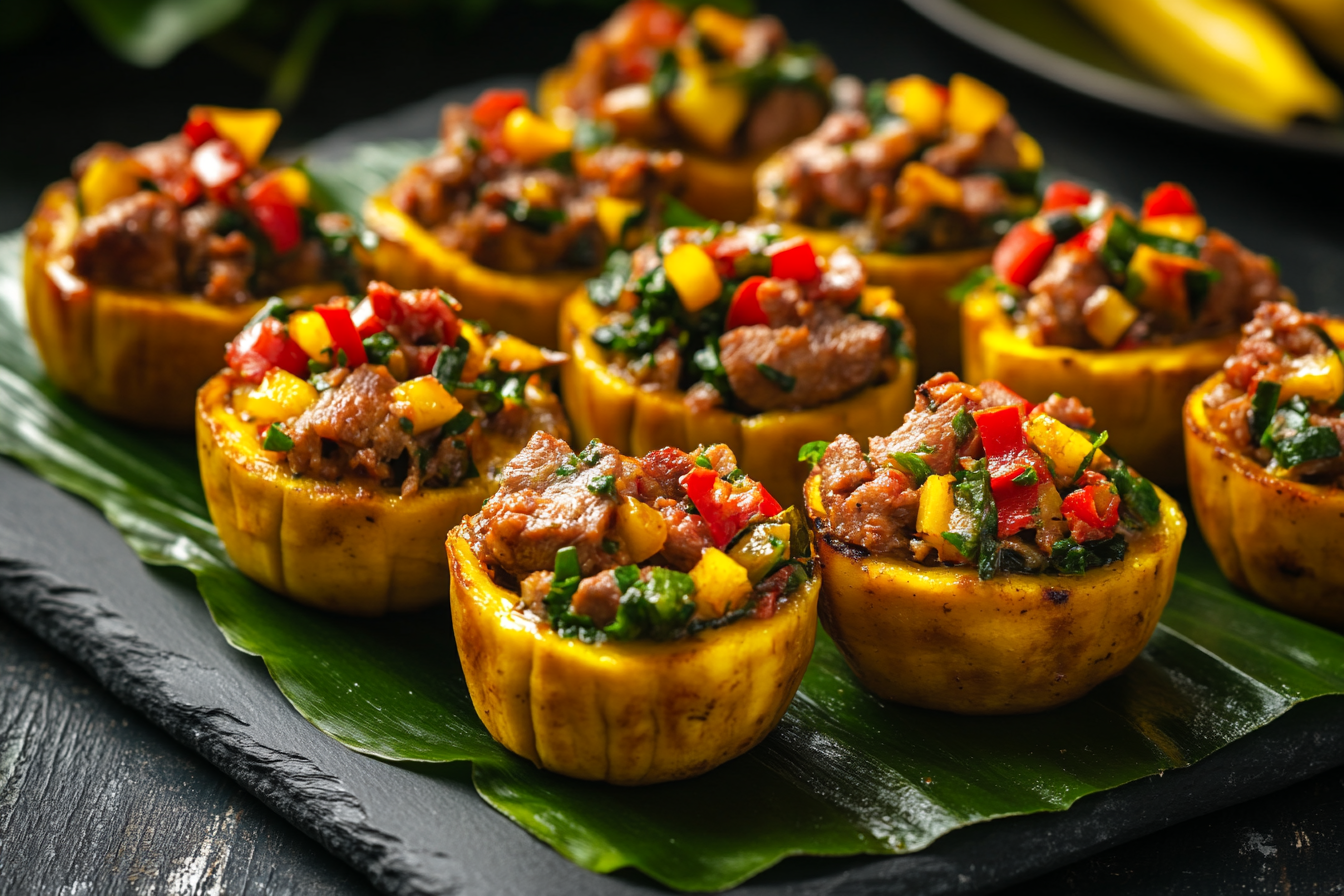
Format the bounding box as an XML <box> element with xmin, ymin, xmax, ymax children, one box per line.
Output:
<box><xmin>1278</xmin><ymin>558</ymin><xmax>1308</xmax><ymax>578</ymax></box>
<box><xmin>823</xmin><ymin>532</ymin><xmax>869</xmax><ymax>559</ymax></box>
<box><xmin>1045</xmin><ymin>589</ymin><xmax>1070</xmax><ymax>605</ymax></box>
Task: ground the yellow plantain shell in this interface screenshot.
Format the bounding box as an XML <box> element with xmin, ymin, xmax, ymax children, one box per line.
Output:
<box><xmin>805</xmin><ymin>473</ymin><xmax>1186</xmax><ymax>714</ymax></box>
<box><xmin>446</xmin><ymin>529</ymin><xmax>819</xmax><ymax>784</ymax></box>
<box><xmin>961</xmin><ymin>288</ymin><xmax>1238</xmax><ymax>488</ymax></box>
<box><xmin>558</xmin><ymin>287</ymin><xmax>917</xmax><ymax>509</ymax></box>
<box><xmin>1185</xmin><ymin>372</ymin><xmax>1344</xmax><ymax>627</ymax></box>
<box><xmin>362</xmin><ymin>194</ymin><xmax>593</xmax><ymax>349</ymax></box>
<box><xmin>23</xmin><ymin>182</ymin><xmax>340</xmax><ymax>429</ymax></box>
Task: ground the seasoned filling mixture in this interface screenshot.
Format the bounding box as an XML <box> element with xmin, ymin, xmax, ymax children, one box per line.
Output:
<box><xmin>1204</xmin><ymin>301</ymin><xmax>1344</xmax><ymax>483</ymax></box>
<box><xmin>61</xmin><ymin>107</ymin><xmax>358</xmax><ymax>304</ymax></box>
<box><xmin>466</xmin><ymin>433</ymin><xmax>811</xmax><ymax>641</ymax></box>
<box><xmin>222</xmin><ymin>281</ymin><xmax>568</xmax><ymax>496</ymax></box>
<box><xmin>755</xmin><ymin>74</ymin><xmax>1040</xmax><ymax>254</ymax></box>
<box><xmin>544</xmin><ymin>0</ymin><xmax>832</xmax><ymax>157</ymax></box>
<box><xmin>588</xmin><ymin>223</ymin><xmax>913</xmax><ymax>413</ymax></box>
<box><xmin>975</xmin><ymin>180</ymin><xmax>1291</xmax><ymax>349</ymax></box>
<box><xmin>388</xmin><ymin>91</ymin><xmax>684</xmax><ymax>274</ymax></box>
<box><xmin>809</xmin><ymin>373</ymin><xmax>1161</xmax><ymax>579</ymax></box>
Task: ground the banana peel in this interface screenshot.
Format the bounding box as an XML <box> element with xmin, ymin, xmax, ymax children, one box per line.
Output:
<box><xmin>1185</xmin><ymin>372</ymin><xmax>1344</xmax><ymax>628</ymax></box>
<box><xmin>805</xmin><ymin>472</ymin><xmax>1186</xmax><ymax>714</ymax></box>
<box><xmin>24</xmin><ymin>182</ymin><xmax>340</xmax><ymax>429</ymax></box>
<box><xmin>446</xmin><ymin>528</ymin><xmax>819</xmax><ymax>783</ymax></box>
<box><xmin>362</xmin><ymin>194</ymin><xmax>594</xmax><ymax>349</ymax></box>
<box><xmin>962</xmin><ymin>288</ymin><xmax>1238</xmax><ymax>488</ymax></box>
<box><xmin>558</xmin><ymin>287</ymin><xmax>917</xmax><ymax>509</ymax></box>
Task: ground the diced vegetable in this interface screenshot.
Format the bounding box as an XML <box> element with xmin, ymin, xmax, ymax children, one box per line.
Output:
<box><xmin>1126</xmin><ymin>244</ymin><xmax>1208</xmax><ymax>326</ymax></box>
<box><xmin>392</xmin><ymin>376</ymin><xmax>465</xmax><ymax>435</ymax></box>
<box><xmin>287</xmin><ymin>311</ymin><xmax>334</xmax><ymax>363</ymax></box>
<box><xmin>314</xmin><ymin>306</ymin><xmax>367</xmax><ymax>368</ymax></box>
<box><xmin>190</xmin><ymin>139</ymin><xmax>246</xmax><ymax>201</ymax></box>
<box><xmin>1013</xmin><ymin>131</ymin><xmax>1043</xmax><ymax>171</ymax></box>
<box><xmin>973</xmin><ymin>404</ymin><xmax>1044</xmax><ymax>538</ymax></box>
<box><xmin>471</xmin><ymin>89</ymin><xmax>528</xmax><ymax>129</ymax></box>
<box><xmin>728</xmin><ymin>523</ymin><xmax>790</xmax><ymax>583</ymax></box>
<box><xmin>992</xmin><ymin>220</ymin><xmax>1056</xmax><ymax>287</ymax></box>
<box><xmin>664</xmin><ymin>243</ymin><xmax>722</xmax><ymax>312</ymax></box>
<box><xmin>186</xmin><ymin>106</ymin><xmax>281</xmax><ymax>165</ymax></box>
<box><xmin>484</xmin><ymin>333</ymin><xmax>563</xmax><ymax>372</ymax></box>
<box><xmin>78</xmin><ymin>155</ymin><xmax>149</xmax><ymax>216</ymax></box>
<box><xmin>895</xmin><ymin>161</ymin><xmax>963</xmax><ymax>209</ymax></box>
<box><xmin>666</xmin><ymin>65</ymin><xmax>748</xmax><ymax>154</ymax></box>
<box><xmin>226</xmin><ymin>317</ymin><xmax>310</xmax><ymax>383</ymax></box>
<box><xmin>1141</xmin><ymin>182</ymin><xmax>1198</xmax><ymax>219</ymax></box>
<box><xmin>947</xmin><ymin>73</ymin><xmax>1008</xmax><ymax>134</ymax></box>
<box><xmin>1041</xmin><ymin>181</ymin><xmax>1092</xmax><ymax>212</ymax></box>
<box><xmin>767</xmin><ymin>237</ymin><xmax>819</xmax><ymax>282</ymax></box>
<box><xmin>1140</xmin><ymin>214</ymin><xmax>1205</xmax><ymax>242</ymax></box>
<box><xmin>244</xmin><ymin>170</ymin><xmax>304</xmax><ymax>255</ymax></box>
<box><xmin>680</xmin><ymin>466</ymin><xmax>781</xmax><ymax>547</ymax></box>
<box><xmin>501</xmin><ymin>108</ymin><xmax>573</xmax><ymax>165</ymax></box>
<box><xmin>351</xmin><ymin>298</ymin><xmax>385</xmax><ymax>338</ymax></box>
<box><xmin>1278</xmin><ymin>352</ymin><xmax>1344</xmax><ymax>404</ymax></box>
<box><xmin>596</xmin><ymin>195</ymin><xmax>643</xmax><ymax>245</ymax></box>
<box><xmin>599</xmin><ymin>83</ymin><xmax>657</xmax><ymax>132</ymax></box>
<box><xmin>691</xmin><ymin>5</ymin><xmax>747</xmax><ymax>56</ymax></box>
<box><xmin>1025</xmin><ymin>412</ymin><xmax>1109</xmax><ymax>487</ymax></box>
<box><xmin>615</xmin><ymin>496</ymin><xmax>668</xmax><ymax>562</ymax></box>
<box><xmin>1061</xmin><ymin>478</ymin><xmax>1121</xmax><ymax>542</ymax></box>
<box><xmin>234</xmin><ymin>367</ymin><xmax>318</xmax><ymax>423</ymax></box>
<box><xmin>885</xmin><ymin>75</ymin><xmax>946</xmax><ymax>136</ymax></box>
<box><xmin>725</xmin><ymin>276</ymin><xmax>769</xmax><ymax>329</ymax></box>
<box><xmin>688</xmin><ymin>548</ymin><xmax>753</xmax><ymax>620</ymax></box>
<box><xmin>916</xmin><ymin>473</ymin><xmax>962</xmax><ymax>562</ymax></box>
<box><xmin>1082</xmin><ymin>285</ymin><xmax>1140</xmax><ymax>348</ymax></box>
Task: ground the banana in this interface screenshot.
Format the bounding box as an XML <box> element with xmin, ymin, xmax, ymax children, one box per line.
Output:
<box><xmin>1264</xmin><ymin>0</ymin><xmax>1344</xmax><ymax>67</ymax></box>
<box><xmin>1069</xmin><ymin>0</ymin><xmax>1342</xmax><ymax>127</ymax></box>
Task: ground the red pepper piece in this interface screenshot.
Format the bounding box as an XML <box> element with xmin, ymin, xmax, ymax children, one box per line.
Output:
<box><xmin>637</xmin><ymin>0</ymin><xmax>684</xmax><ymax>46</ymax></box>
<box><xmin>992</xmin><ymin>220</ymin><xmax>1056</xmax><ymax>288</ymax></box>
<box><xmin>182</xmin><ymin>112</ymin><xmax>219</xmax><ymax>148</ymax></box>
<box><xmin>315</xmin><ymin>305</ymin><xmax>368</xmax><ymax>368</ymax></box>
<box><xmin>471</xmin><ymin>89</ymin><xmax>528</xmax><ymax>129</ymax></box>
<box><xmin>390</xmin><ymin>288</ymin><xmax>461</xmax><ymax>347</ymax></box>
<box><xmin>704</xmin><ymin>235</ymin><xmax>751</xmax><ymax>279</ymax></box>
<box><xmin>757</xmin><ymin>484</ymin><xmax>782</xmax><ymax>518</ymax></box>
<box><xmin>244</xmin><ymin>177</ymin><xmax>301</xmax><ymax>255</ymax></box>
<box><xmin>1141</xmin><ymin>182</ymin><xmax>1197</xmax><ymax>219</ymax></box>
<box><xmin>768</xmin><ymin>238</ymin><xmax>820</xmax><ymax>283</ymax></box>
<box><xmin>680</xmin><ymin>467</ymin><xmax>778</xmax><ymax>547</ymax></box>
<box><xmin>226</xmin><ymin>317</ymin><xmax>309</xmax><ymax>383</ymax></box>
<box><xmin>973</xmin><ymin>404</ymin><xmax>1046</xmax><ymax>538</ymax></box>
<box><xmin>1041</xmin><ymin>181</ymin><xmax>1092</xmax><ymax>212</ymax></box>
<box><xmin>350</xmin><ymin>298</ymin><xmax>385</xmax><ymax>338</ymax></box>
<box><xmin>1061</xmin><ymin>480</ymin><xmax>1120</xmax><ymax>542</ymax></box>
<box><xmin>1065</xmin><ymin>217</ymin><xmax>1109</xmax><ymax>256</ymax></box>
<box><xmin>725</xmin><ymin>276</ymin><xmax>769</xmax><ymax>330</ymax></box>
<box><xmin>366</xmin><ymin>280</ymin><xmax>399</xmax><ymax>321</ymax></box>
<box><xmin>190</xmin><ymin>139</ymin><xmax>246</xmax><ymax>202</ymax></box>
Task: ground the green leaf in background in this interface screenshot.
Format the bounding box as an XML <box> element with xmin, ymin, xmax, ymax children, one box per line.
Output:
<box><xmin>6</xmin><ymin>140</ymin><xmax>1344</xmax><ymax>891</ymax></box>
<box><xmin>68</xmin><ymin>0</ymin><xmax>250</xmax><ymax>67</ymax></box>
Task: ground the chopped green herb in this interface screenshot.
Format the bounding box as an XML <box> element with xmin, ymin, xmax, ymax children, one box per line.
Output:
<box><xmin>578</xmin><ymin>439</ymin><xmax>604</xmax><ymax>466</ymax></box>
<box><xmin>602</xmin><ymin>538</ymin><xmax>620</xmax><ymax>554</ymax></box>
<box><xmin>1248</xmin><ymin>380</ymin><xmax>1282</xmax><ymax>444</ymax></box>
<box><xmin>694</xmin><ymin>454</ymin><xmax>713</xmax><ymax>469</ymax></box>
<box><xmin>1012</xmin><ymin>467</ymin><xmax>1039</xmax><ymax>485</ymax></box>
<box><xmin>650</xmin><ymin>51</ymin><xmax>679</xmax><ymax>99</ymax></box>
<box><xmin>362</xmin><ymin>331</ymin><xmax>398</xmax><ymax>365</ymax></box>
<box><xmin>542</xmin><ymin>547</ymin><xmax>586</xmax><ymax>636</ymax></box>
<box><xmin>756</xmin><ymin>363</ymin><xmax>796</xmax><ymax>392</ymax></box>
<box><xmin>398</xmin><ymin>416</ymin><xmax>414</xmax><ymax>434</ymax></box>
<box><xmin>661</xmin><ymin>194</ymin><xmax>714</xmax><ymax>228</ymax></box>
<box><xmin>586</xmin><ymin>249</ymin><xmax>631</xmax><ymax>308</ymax></box>
<box><xmin>336</xmin><ymin>348</ymin><xmax>348</xmax><ymax>368</ymax></box>
<box><xmin>951</xmin><ymin>408</ymin><xmax>974</xmax><ymax>444</ymax></box>
<box><xmin>1262</xmin><ymin>395</ymin><xmax>1342</xmax><ymax>470</ymax></box>
<box><xmin>726</xmin><ymin>468</ymin><xmax>747</xmax><ymax>483</ymax></box>
<box><xmin>440</xmin><ymin>409</ymin><xmax>475</xmax><ymax>437</ymax></box>
<box><xmin>797</xmin><ymin>440</ymin><xmax>830</xmax><ymax>466</ymax></box>
<box><xmin>1073</xmin><ymin>431</ymin><xmax>1110</xmax><ymax>484</ymax></box>
<box><xmin>1049</xmin><ymin>535</ymin><xmax>1127</xmax><ymax>575</ymax></box>
<box><xmin>307</xmin><ymin>358</ymin><xmax>330</xmax><ymax>376</ymax></box>
<box><xmin>603</xmin><ymin>566</ymin><xmax>697</xmax><ymax>641</ymax></box>
<box><xmin>573</xmin><ymin>119</ymin><xmax>616</xmax><ymax>151</ymax></box>
<box><xmin>262</xmin><ymin>424</ymin><xmax>294</xmax><ymax>452</ymax></box>
<box><xmin>888</xmin><ymin>452</ymin><xmax>933</xmax><ymax>485</ymax></box>
<box><xmin>1104</xmin><ymin>461</ymin><xmax>1160</xmax><ymax>527</ymax></box>
<box><xmin>433</xmin><ymin>336</ymin><xmax>471</xmax><ymax>390</ymax></box>
<box><xmin>948</xmin><ymin>265</ymin><xmax>994</xmax><ymax>303</ymax></box>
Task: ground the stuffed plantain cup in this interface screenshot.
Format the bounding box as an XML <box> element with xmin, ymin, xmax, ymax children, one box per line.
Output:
<box><xmin>364</xmin><ymin>90</ymin><xmax>685</xmax><ymax>350</ymax></box>
<box><xmin>197</xmin><ymin>281</ymin><xmax>569</xmax><ymax>614</ymax></box>
<box><xmin>559</xmin><ymin>222</ymin><xmax>917</xmax><ymax>507</ymax></box>
<box><xmin>448</xmin><ymin>433</ymin><xmax>818</xmax><ymax>783</ymax></box>
<box><xmin>1185</xmin><ymin>301</ymin><xmax>1344</xmax><ymax>627</ymax></box>
<box><xmin>538</xmin><ymin>0</ymin><xmax>834</xmax><ymax>222</ymax></box>
<box><xmin>24</xmin><ymin>106</ymin><xmax>359</xmax><ymax>428</ymax></box>
<box><xmin>962</xmin><ymin>180</ymin><xmax>1293</xmax><ymax>487</ymax></box>
<box><xmin>804</xmin><ymin>372</ymin><xmax>1186</xmax><ymax>714</ymax></box>
<box><xmin>754</xmin><ymin>73</ymin><xmax>1042</xmax><ymax>376</ymax></box>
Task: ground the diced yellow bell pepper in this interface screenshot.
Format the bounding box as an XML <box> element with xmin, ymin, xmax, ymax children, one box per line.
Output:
<box><xmin>287</xmin><ymin>310</ymin><xmax>334</xmax><ymax>362</ymax></box>
<box><xmin>79</xmin><ymin>155</ymin><xmax>149</xmax><ymax>216</ymax></box>
<box><xmin>689</xmin><ymin>547</ymin><xmax>753</xmax><ymax>620</ymax></box>
<box><xmin>501</xmin><ymin>108</ymin><xmax>572</xmax><ymax>166</ymax></box>
<box><xmin>254</xmin><ymin>166</ymin><xmax>310</xmax><ymax>206</ymax></box>
<box><xmin>1127</xmin><ymin>244</ymin><xmax>1208</xmax><ymax>327</ymax></box>
<box><xmin>1025</xmin><ymin>413</ymin><xmax>1108</xmax><ymax>487</ymax></box>
<box><xmin>692</xmin><ymin>5</ymin><xmax>749</xmax><ymax>56</ymax></box>
<box><xmin>191</xmin><ymin>106</ymin><xmax>282</xmax><ymax>166</ymax></box>
<box><xmin>896</xmin><ymin>161</ymin><xmax>964</xmax><ymax>209</ymax></box>
<box><xmin>1141</xmin><ymin>214</ymin><xmax>1206</xmax><ymax>242</ymax></box>
<box><xmin>596</xmin><ymin>195</ymin><xmax>643</xmax><ymax>246</ymax></box>
<box><xmin>521</xmin><ymin>176</ymin><xmax>554</xmax><ymax>207</ymax></box>
<box><xmin>484</xmin><ymin>332</ymin><xmax>565</xmax><ymax>373</ymax></box>
<box><xmin>666</xmin><ymin>65</ymin><xmax>748</xmax><ymax>155</ymax></box>
<box><xmin>947</xmin><ymin>74</ymin><xmax>1008</xmax><ymax>135</ymax></box>
<box><xmin>1013</xmin><ymin>131</ymin><xmax>1044</xmax><ymax>171</ymax></box>
<box><xmin>235</xmin><ymin>367</ymin><xmax>318</xmax><ymax>423</ymax></box>
<box><xmin>1082</xmin><ymin>285</ymin><xmax>1140</xmax><ymax>348</ymax></box>
<box><xmin>392</xmin><ymin>375</ymin><xmax>465</xmax><ymax>435</ymax></box>
<box><xmin>915</xmin><ymin>473</ymin><xmax>962</xmax><ymax>562</ymax></box>
<box><xmin>459</xmin><ymin>323</ymin><xmax>489</xmax><ymax>382</ymax></box>
<box><xmin>1279</xmin><ymin>352</ymin><xmax>1344</xmax><ymax>404</ymax></box>
<box><xmin>614</xmin><ymin>496</ymin><xmax>668</xmax><ymax>562</ymax></box>
<box><xmin>599</xmin><ymin>83</ymin><xmax>658</xmax><ymax>134</ymax></box>
<box><xmin>664</xmin><ymin>243</ymin><xmax>722</xmax><ymax>312</ymax></box>
<box><xmin>886</xmin><ymin>75</ymin><xmax>946</xmax><ymax>138</ymax></box>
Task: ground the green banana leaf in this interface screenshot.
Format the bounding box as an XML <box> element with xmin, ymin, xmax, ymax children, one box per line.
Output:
<box><xmin>5</xmin><ymin>151</ymin><xmax>1344</xmax><ymax>891</ymax></box>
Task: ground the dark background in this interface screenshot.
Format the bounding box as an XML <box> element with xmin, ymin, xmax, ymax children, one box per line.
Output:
<box><xmin>2</xmin><ymin>1</ymin><xmax>1343</xmax><ymax>892</ymax></box>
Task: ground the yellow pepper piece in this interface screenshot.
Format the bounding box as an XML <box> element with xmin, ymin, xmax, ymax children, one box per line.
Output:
<box><xmin>664</xmin><ymin>243</ymin><xmax>722</xmax><ymax>312</ymax></box>
<box><xmin>947</xmin><ymin>74</ymin><xmax>1008</xmax><ymax>135</ymax></box>
<box><xmin>1025</xmin><ymin>413</ymin><xmax>1108</xmax><ymax>487</ymax></box>
<box><xmin>896</xmin><ymin>161</ymin><xmax>964</xmax><ymax>209</ymax></box>
<box><xmin>79</xmin><ymin>155</ymin><xmax>149</xmax><ymax>216</ymax></box>
<box><xmin>599</xmin><ymin>84</ymin><xmax>657</xmax><ymax>134</ymax></box>
<box><xmin>1082</xmin><ymin>285</ymin><xmax>1140</xmax><ymax>349</ymax></box>
<box><xmin>286</xmin><ymin>311</ymin><xmax>333</xmax><ymax>362</ymax></box>
<box><xmin>1013</xmin><ymin>131</ymin><xmax>1044</xmax><ymax>171</ymax></box>
<box><xmin>191</xmin><ymin>106</ymin><xmax>282</xmax><ymax>165</ymax></box>
<box><xmin>257</xmin><ymin>166</ymin><xmax>311</xmax><ymax>206</ymax></box>
<box><xmin>692</xmin><ymin>5</ymin><xmax>749</xmax><ymax>57</ymax></box>
<box><xmin>596</xmin><ymin>195</ymin><xmax>643</xmax><ymax>246</ymax></box>
<box><xmin>1127</xmin><ymin>244</ymin><xmax>1208</xmax><ymax>327</ymax></box>
<box><xmin>915</xmin><ymin>473</ymin><xmax>962</xmax><ymax>562</ymax></box>
<box><xmin>521</xmin><ymin>176</ymin><xmax>554</xmax><ymax>207</ymax></box>
<box><xmin>459</xmin><ymin>323</ymin><xmax>489</xmax><ymax>382</ymax></box>
<box><xmin>886</xmin><ymin>75</ymin><xmax>946</xmax><ymax>138</ymax></box>
<box><xmin>614</xmin><ymin>496</ymin><xmax>668</xmax><ymax>562</ymax></box>
<box><xmin>666</xmin><ymin>65</ymin><xmax>748</xmax><ymax>155</ymax></box>
<box><xmin>392</xmin><ymin>376</ymin><xmax>465</xmax><ymax>435</ymax></box>
<box><xmin>1141</xmin><ymin>214</ymin><xmax>1206</xmax><ymax>242</ymax></box>
<box><xmin>484</xmin><ymin>332</ymin><xmax>565</xmax><ymax>373</ymax></box>
<box><xmin>1279</xmin><ymin>352</ymin><xmax>1344</xmax><ymax>404</ymax></box>
<box><xmin>689</xmin><ymin>548</ymin><xmax>753</xmax><ymax>620</ymax></box>
<box><xmin>502</xmin><ymin>108</ymin><xmax>572</xmax><ymax>166</ymax></box>
<box><xmin>235</xmin><ymin>368</ymin><xmax>318</xmax><ymax>423</ymax></box>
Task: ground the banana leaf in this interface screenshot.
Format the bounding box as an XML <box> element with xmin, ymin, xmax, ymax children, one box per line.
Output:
<box><xmin>5</xmin><ymin>173</ymin><xmax>1344</xmax><ymax>891</ymax></box>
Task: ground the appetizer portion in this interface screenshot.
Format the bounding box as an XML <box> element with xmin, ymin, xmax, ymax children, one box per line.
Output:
<box><xmin>962</xmin><ymin>180</ymin><xmax>1293</xmax><ymax>485</ymax></box>
<box><xmin>448</xmin><ymin>433</ymin><xmax>818</xmax><ymax>783</ymax></box>
<box><xmin>755</xmin><ymin>73</ymin><xmax>1042</xmax><ymax>375</ymax></box>
<box><xmin>559</xmin><ymin>222</ymin><xmax>917</xmax><ymax>504</ymax></box>
<box><xmin>24</xmin><ymin>106</ymin><xmax>356</xmax><ymax>427</ymax></box>
<box><xmin>364</xmin><ymin>90</ymin><xmax>684</xmax><ymax>348</ymax></box>
<box><xmin>197</xmin><ymin>282</ymin><xmax>568</xmax><ymax>614</ymax></box>
<box><xmin>1186</xmin><ymin>301</ymin><xmax>1344</xmax><ymax>627</ymax></box>
<box><xmin>805</xmin><ymin>373</ymin><xmax>1186</xmax><ymax>713</ymax></box>
<box><xmin>539</xmin><ymin>0</ymin><xmax>834</xmax><ymax>220</ymax></box>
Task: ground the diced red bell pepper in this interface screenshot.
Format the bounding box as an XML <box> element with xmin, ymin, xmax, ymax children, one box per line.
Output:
<box><xmin>366</xmin><ymin>280</ymin><xmax>399</xmax><ymax>322</ymax></box>
<box><xmin>315</xmin><ymin>305</ymin><xmax>367</xmax><ymax>368</ymax></box>
<box><xmin>704</xmin><ymin>234</ymin><xmax>751</xmax><ymax>279</ymax></box>
<box><xmin>992</xmin><ymin>220</ymin><xmax>1056</xmax><ymax>288</ymax></box>
<box><xmin>226</xmin><ymin>317</ymin><xmax>310</xmax><ymax>383</ymax></box>
<box><xmin>725</xmin><ymin>276</ymin><xmax>769</xmax><ymax>330</ymax></box>
<box><xmin>768</xmin><ymin>237</ymin><xmax>820</xmax><ymax>283</ymax></box>
<box><xmin>1041</xmin><ymin>181</ymin><xmax>1092</xmax><ymax>213</ymax></box>
<box><xmin>182</xmin><ymin>111</ymin><xmax>219</xmax><ymax>148</ymax></box>
<box><xmin>1065</xmin><ymin>216</ymin><xmax>1109</xmax><ymax>256</ymax></box>
<box><xmin>680</xmin><ymin>467</ymin><xmax>780</xmax><ymax>547</ymax></box>
<box><xmin>471</xmin><ymin>89</ymin><xmax>528</xmax><ymax>129</ymax></box>
<box><xmin>244</xmin><ymin>176</ymin><xmax>301</xmax><ymax>255</ymax></box>
<box><xmin>1141</xmin><ymin>182</ymin><xmax>1197</xmax><ymax>219</ymax></box>
<box><xmin>979</xmin><ymin>379</ymin><xmax>1031</xmax><ymax>412</ymax></box>
<box><xmin>635</xmin><ymin>0</ymin><xmax>684</xmax><ymax>47</ymax></box>
<box><xmin>350</xmin><ymin>298</ymin><xmax>385</xmax><ymax>338</ymax></box>
<box><xmin>190</xmin><ymin>139</ymin><xmax>246</xmax><ymax>202</ymax></box>
<box><xmin>390</xmin><ymin>288</ymin><xmax>461</xmax><ymax>347</ymax></box>
<box><xmin>1061</xmin><ymin>477</ymin><xmax>1120</xmax><ymax>542</ymax></box>
<box><xmin>973</xmin><ymin>404</ymin><xmax>1046</xmax><ymax>538</ymax></box>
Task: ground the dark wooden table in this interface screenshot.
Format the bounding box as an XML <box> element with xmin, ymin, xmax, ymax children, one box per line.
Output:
<box><xmin>3</xmin><ymin>2</ymin><xmax>1343</xmax><ymax>893</ymax></box>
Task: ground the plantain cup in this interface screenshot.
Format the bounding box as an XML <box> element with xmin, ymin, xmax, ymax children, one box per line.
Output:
<box><xmin>1185</xmin><ymin>371</ymin><xmax>1344</xmax><ymax>628</ymax></box>
<box><xmin>361</xmin><ymin>194</ymin><xmax>592</xmax><ymax>350</ymax></box>
<box><xmin>558</xmin><ymin>286</ymin><xmax>917</xmax><ymax>508</ymax></box>
<box><xmin>805</xmin><ymin>473</ymin><xmax>1186</xmax><ymax>714</ymax></box>
<box><xmin>25</xmin><ymin>183</ymin><xmax>341</xmax><ymax>428</ymax></box>
<box><xmin>962</xmin><ymin>287</ymin><xmax>1237</xmax><ymax>488</ymax></box>
<box><xmin>446</xmin><ymin>528</ymin><xmax>819</xmax><ymax>784</ymax></box>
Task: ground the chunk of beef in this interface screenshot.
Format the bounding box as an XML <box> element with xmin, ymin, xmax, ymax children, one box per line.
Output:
<box><xmin>1024</xmin><ymin>244</ymin><xmax>1111</xmax><ymax>347</ymax></box>
<box><xmin>825</xmin><ymin>468</ymin><xmax>919</xmax><ymax>555</ymax></box>
<box><xmin>638</xmin><ymin>446</ymin><xmax>696</xmax><ymax>498</ymax></box>
<box><xmin>200</xmin><ymin>230</ymin><xmax>256</xmax><ymax>305</ymax></box>
<box><xmin>284</xmin><ymin>365</ymin><xmax>413</xmax><ymax>489</ymax></box>
<box><xmin>1198</xmin><ymin>229</ymin><xmax>1289</xmax><ymax>335</ymax></box>
<box><xmin>655</xmin><ymin>500</ymin><xmax>714</xmax><ymax>571</ymax></box>
<box><xmin>70</xmin><ymin>192</ymin><xmax>181</xmax><ymax>292</ymax></box>
<box><xmin>869</xmin><ymin>391</ymin><xmax>968</xmax><ymax>476</ymax></box>
<box><xmin>743</xmin><ymin>87</ymin><xmax>826</xmax><ymax>155</ymax></box>
<box><xmin>571</xmin><ymin>569</ymin><xmax>622</xmax><ymax>627</ymax></box>
<box><xmin>1034</xmin><ymin>394</ymin><xmax>1094</xmax><ymax>430</ymax></box>
<box><xmin>1222</xmin><ymin>300</ymin><xmax>1326</xmax><ymax>393</ymax></box>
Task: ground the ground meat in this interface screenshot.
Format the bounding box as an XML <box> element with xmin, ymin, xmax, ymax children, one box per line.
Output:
<box><xmin>571</xmin><ymin>569</ymin><xmax>622</xmax><ymax>627</ymax></box>
<box><xmin>70</xmin><ymin>192</ymin><xmax>181</xmax><ymax>292</ymax></box>
<box><xmin>284</xmin><ymin>365</ymin><xmax>413</xmax><ymax>488</ymax></box>
<box><xmin>575</xmin><ymin>144</ymin><xmax>685</xmax><ymax>201</ymax></box>
<box><xmin>1197</xmin><ymin>230</ymin><xmax>1290</xmax><ymax>335</ymax></box>
<box><xmin>870</xmin><ymin>391</ymin><xmax>969</xmax><ymax>476</ymax></box>
<box><xmin>1024</xmin><ymin>244</ymin><xmax>1111</xmax><ymax>347</ymax></box>
<box><xmin>200</xmin><ymin>230</ymin><xmax>256</xmax><ymax>305</ymax></box>
<box><xmin>1221</xmin><ymin>301</ymin><xmax>1327</xmax><ymax>394</ymax></box>
<box><xmin>1035</xmin><ymin>394</ymin><xmax>1095</xmax><ymax>430</ymax></box>
<box><xmin>743</xmin><ymin>87</ymin><xmax>826</xmax><ymax>156</ymax></box>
